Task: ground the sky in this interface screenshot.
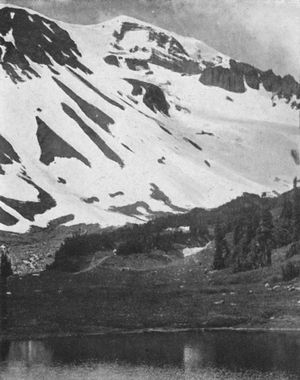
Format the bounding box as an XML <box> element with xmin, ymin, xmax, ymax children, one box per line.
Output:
<box><xmin>1</xmin><ymin>0</ymin><xmax>300</xmax><ymax>78</ymax></box>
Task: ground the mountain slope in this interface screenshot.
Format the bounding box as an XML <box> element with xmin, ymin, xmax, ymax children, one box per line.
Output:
<box><xmin>0</xmin><ymin>5</ymin><xmax>299</xmax><ymax>232</ymax></box>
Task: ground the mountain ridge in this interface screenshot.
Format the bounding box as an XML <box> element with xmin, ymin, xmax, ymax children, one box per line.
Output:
<box><xmin>0</xmin><ymin>5</ymin><xmax>299</xmax><ymax>233</ymax></box>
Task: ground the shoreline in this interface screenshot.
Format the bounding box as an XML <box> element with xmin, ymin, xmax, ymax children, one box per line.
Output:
<box><xmin>1</xmin><ymin>323</ymin><xmax>300</xmax><ymax>342</ymax></box>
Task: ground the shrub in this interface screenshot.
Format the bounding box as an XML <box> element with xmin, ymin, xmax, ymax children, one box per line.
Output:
<box><xmin>281</xmin><ymin>261</ymin><xmax>300</xmax><ymax>281</ymax></box>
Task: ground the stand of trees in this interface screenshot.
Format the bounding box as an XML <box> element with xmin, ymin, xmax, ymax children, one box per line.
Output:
<box><xmin>49</xmin><ymin>182</ymin><xmax>299</xmax><ymax>274</ymax></box>
<box><xmin>212</xmin><ymin>179</ymin><xmax>300</xmax><ymax>273</ymax></box>
<box><xmin>49</xmin><ymin>213</ymin><xmax>210</xmax><ymax>272</ymax></box>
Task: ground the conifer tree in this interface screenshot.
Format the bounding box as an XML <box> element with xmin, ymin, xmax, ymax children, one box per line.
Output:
<box><xmin>213</xmin><ymin>222</ymin><xmax>226</xmax><ymax>270</ymax></box>
<box><xmin>292</xmin><ymin>179</ymin><xmax>300</xmax><ymax>242</ymax></box>
<box><xmin>190</xmin><ymin>213</ymin><xmax>208</xmax><ymax>240</ymax></box>
<box><xmin>256</xmin><ymin>204</ymin><xmax>274</xmax><ymax>266</ymax></box>
<box><xmin>286</xmin><ymin>178</ymin><xmax>300</xmax><ymax>258</ymax></box>
<box><xmin>281</xmin><ymin>197</ymin><xmax>293</xmax><ymax>222</ymax></box>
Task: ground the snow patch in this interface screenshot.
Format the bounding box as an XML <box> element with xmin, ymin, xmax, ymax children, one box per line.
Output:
<box><xmin>43</xmin><ymin>21</ymin><xmax>54</xmax><ymax>32</ymax></box>
<box><xmin>0</xmin><ymin>28</ymin><xmax>16</xmax><ymax>47</ymax></box>
<box><xmin>183</xmin><ymin>242</ymin><xmax>210</xmax><ymax>257</ymax></box>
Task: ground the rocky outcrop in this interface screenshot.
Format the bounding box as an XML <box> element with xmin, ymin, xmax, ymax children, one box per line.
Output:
<box><xmin>36</xmin><ymin>116</ymin><xmax>91</xmax><ymax>167</ymax></box>
<box><xmin>200</xmin><ymin>63</ymin><xmax>246</xmax><ymax>93</ymax></box>
<box><xmin>0</xmin><ymin>7</ymin><xmax>91</xmax><ymax>83</ymax></box>
<box><xmin>261</xmin><ymin>71</ymin><xmax>300</xmax><ymax>101</ymax></box>
<box><xmin>229</xmin><ymin>60</ymin><xmax>260</xmax><ymax>90</ymax></box>
<box><xmin>200</xmin><ymin>59</ymin><xmax>300</xmax><ymax>104</ymax></box>
<box><xmin>150</xmin><ymin>183</ymin><xmax>186</xmax><ymax>212</ymax></box>
<box><xmin>81</xmin><ymin>196</ymin><xmax>99</xmax><ymax>204</ymax></box>
<box><xmin>0</xmin><ymin>206</ymin><xmax>18</xmax><ymax>226</ymax></box>
<box><xmin>0</xmin><ymin>134</ymin><xmax>20</xmax><ymax>174</ymax></box>
<box><xmin>150</xmin><ymin>49</ymin><xmax>201</xmax><ymax>75</ymax></box>
<box><xmin>125</xmin><ymin>78</ymin><xmax>170</xmax><ymax>116</ymax></box>
<box><xmin>0</xmin><ymin>176</ymin><xmax>56</xmax><ymax>221</ymax></box>
<box><xmin>109</xmin><ymin>201</ymin><xmax>155</xmax><ymax>217</ymax></box>
<box><xmin>104</xmin><ymin>55</ymin><xmax>119</xmax><ymax>67</ymax></box>
<box><xmin>68</xmin><ymin>68</ymin><xmax>124</xmax><ymax>110</ymax></box>
<box><xmin>62</xmin><ymin>103</ymin><xmax>124</xmax><ymax>168</ymax></box>
<box><xmin>114</xmin><ymin>21</ymin><xmax>189</xmax><ymax>57</ymax></box>
<box><xmin>109</xmin><ymin>191</ymin><xmax>124</xmax><ymax>198</ymax></box>
<box><xmin>183</xmin><ymin>137</ymin><xmax>202</xmax><ymax>151</ymax></box>
<box><xmin>125</xmin><ymin>58</ymin><xmax>149</xmax><ymax>71</ymax></box>
<box><xmin>53</xmin><ymin>77</ymin><xmax>115</xmax><ymax>133</ymax></box>
<box><xmin>112</xmin><ymin>21</ymin><xmax>201</xmax><ymax>75</ymax></box>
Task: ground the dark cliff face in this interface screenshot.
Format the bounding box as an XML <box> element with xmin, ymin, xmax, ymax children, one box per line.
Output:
<box><xmin>0</xmin><ymin>7</ymin><xmax>91</xmax><ymax>83</ymax></box>
<box><xmin>200</xmin><ymin>64</ymin><xmax>246</xmax><ymax>93</ymax></box>
<box><xmin>200</xmin><ymin>59</ymin><xmax>300</xmax><ymax>104</ymax></box>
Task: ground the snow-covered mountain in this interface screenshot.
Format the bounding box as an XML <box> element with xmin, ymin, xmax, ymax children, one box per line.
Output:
<box><xmin>0</xmin><ymin>5</ymin><xmax>299</xmax><ymax>233</ymax></box>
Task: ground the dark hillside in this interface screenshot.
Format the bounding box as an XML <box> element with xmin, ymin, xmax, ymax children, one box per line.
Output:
<box><xmin>48</xmin><ymin>187</ymin><xmax>297</xmax><ymax>275</ymax></box>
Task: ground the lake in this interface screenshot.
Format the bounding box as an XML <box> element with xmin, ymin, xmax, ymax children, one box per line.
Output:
<box><xmin>0</xmin><ymin>330</ymin><xmax>299</xmax><ymax>379</ymax></box>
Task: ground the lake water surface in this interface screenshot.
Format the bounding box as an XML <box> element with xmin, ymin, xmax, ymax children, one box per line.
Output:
<box><xmin>0</xmin><ymin>330</ymin><xmax>299</xmax><ymax>379</ymax></box>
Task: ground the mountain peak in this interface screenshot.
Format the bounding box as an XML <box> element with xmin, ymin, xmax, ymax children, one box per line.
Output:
<box><xmin>111</xmin><ymin>14</ymin><xmax>145</xmax><ymax>23</ymax></box>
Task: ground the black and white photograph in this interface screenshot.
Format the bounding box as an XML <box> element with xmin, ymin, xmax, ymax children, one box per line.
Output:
<box><xmin>0</xmin><ymin>0</ymin><xmax>300</xmax><ymax>378</ymax></box>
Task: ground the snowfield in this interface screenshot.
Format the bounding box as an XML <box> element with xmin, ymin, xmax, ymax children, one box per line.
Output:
<box><xmin>0</xmin><ymin>5</ymin><xmax>299</xmax><ymax>232</ymax></box>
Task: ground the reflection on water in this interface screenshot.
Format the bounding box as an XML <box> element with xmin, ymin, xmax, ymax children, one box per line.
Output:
<box><xmin>0</xmin><ymin>340</ymin><xmax>9</xmax><ymax>362</ymax></box>
<box><xmin>0</xmin><ymin>331</ymin><xmax>299</xmax><ymax>379</ymax></box>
